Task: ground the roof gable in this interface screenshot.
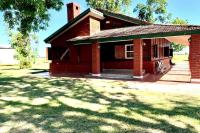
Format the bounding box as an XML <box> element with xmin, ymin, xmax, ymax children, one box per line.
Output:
<box><xmin>44</xmin><ymin>8</ymin><xmax>150</xmax><ymax>43</ymax></box>
<box><xmin>44</xmin><ymin>8</ymin><xmax>104</xmax><ymax>43</ymax></box>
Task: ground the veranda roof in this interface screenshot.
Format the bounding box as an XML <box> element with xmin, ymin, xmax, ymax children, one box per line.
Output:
<box><xmin>68</xmin><ymin>24</ymin><xmax>200</xmax><ymax>44</ymax></box>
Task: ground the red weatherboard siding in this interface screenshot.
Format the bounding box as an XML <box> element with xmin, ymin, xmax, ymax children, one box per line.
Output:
<box><xmin>50</xmin><ymin>63</ymin><xmax>91</xmax><ymax>74</ymax></box>
<box><xmin>115</xmin><ymin>45</ymin><xmax>125</xmax><ymax>59</ymax></box>
<box><xmin>101</xmin><ymin>16</ymin><xmax>137</xmax><ymax>30</ymax></box>
<box><xmin>49</xmin><ymin>16</ymin><xmax>92</xmax><ymax>74</ymax></box>
<box><xmin>51</xmin><ymin>17</ymin><xmax>90</xmax><ymax>46</ymax></box>
<box><xmin>50</xmin><ymin>45</ymin><xmax>92</xmax><ymax>74</ymax></box>
<box><xmin>103</xmin><ymin>60</ymin><xmax>133</xmax><ymax>69</ymax></box>
<box><xmin>50</xmin><ymin>15</ymin><xmax>102</xmax><ymax>75</ymax></box>
<box><xmin>102</xmin><ymin>58</ymin><xmax>170</xmax><ymax>74</ymax></box>
<box><xmin>190</xmin><ymin>34</ymin><xmax>200</xmax><ymax>78</ymax></box>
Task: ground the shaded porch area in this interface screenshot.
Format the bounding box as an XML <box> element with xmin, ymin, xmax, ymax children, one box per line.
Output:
<box><xmin>91</xmin><ymin>38</ymin><xmax>173</xmax><ymax>79</ymax></box>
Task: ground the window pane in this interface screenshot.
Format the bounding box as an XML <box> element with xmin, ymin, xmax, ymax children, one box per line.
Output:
<box><xmin>127</xmin><ymin>46</ymin><xmax>131</xmax><ymax>51</ymax></box>
<box><xmin>126</xmin><ymin>45</ymin><xmax>133</xmax><ymax>51</ymax></box>
<box><xmin>127</xmin><ymin>52</ymin><xmax>133</xmax><ymax>58</ymax></box>
<box><xmin>130</xmin><ymin>46</ymin><xmax>133</xmax><ymax>51</ymax></box>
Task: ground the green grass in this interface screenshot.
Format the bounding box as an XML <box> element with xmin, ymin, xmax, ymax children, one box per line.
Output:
<box><xmin>0</xmin><ymin>62</ymin><xmax>200</xmax><ymax>133</ymax></box>
<box><xmin>172</xmin><ymin>55</ymin><xmax>189</xmax><ymax>63</ymax></box>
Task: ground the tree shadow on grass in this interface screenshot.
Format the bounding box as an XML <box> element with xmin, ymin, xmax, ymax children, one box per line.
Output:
<box><xmin>0</xmin><ymin>76</ymin><xmax>199</xmax><ymax>133</ymax></box>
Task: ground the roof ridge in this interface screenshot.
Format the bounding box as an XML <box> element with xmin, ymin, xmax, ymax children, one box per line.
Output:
<box><xmin>154</xmin><ymin>24</ymin><xmax>200</xmax><ymax>27</ymax></box>
<box><xmin>96</xmin><ymin>8</ymin><xmax>151</xmax><ymax>24</ymax></box>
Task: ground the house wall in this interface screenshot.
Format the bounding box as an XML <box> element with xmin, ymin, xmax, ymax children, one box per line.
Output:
<box><xmin>101</xmin><ymin>16</ymin><xmax>137</xmax><ymax>30</ymax></box>
<box><xmin>48</xmin><ymin>12</ymin><xmax>144</xmax><ymax>75</ymax></box>
<box><xmin>50</xmin><ymin>16</ymin><xmax>98</xmax><ymax>75</ymax></box>
<box><xmin>100</xmin><ymin>41</ymin><xmax>133</xmax><ymax>70</ymax></box>
<box><xmin>51</xmin><ymin>17</ymin><xmax>90</xmax><ymax>46</ymax></box>
<box><xmin>50</xmin><ymin>44</ymin><xmax>92</xmax><ymax>74</ymax></box>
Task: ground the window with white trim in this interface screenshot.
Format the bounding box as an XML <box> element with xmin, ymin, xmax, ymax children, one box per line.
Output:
<box><xmin>125</xmin><ymin>44</ymin><xmax>134</xmax><ymax>59</ymax></box>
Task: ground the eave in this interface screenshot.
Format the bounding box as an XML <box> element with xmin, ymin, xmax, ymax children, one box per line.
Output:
<box><xmin>70</xmin><ymin>29</ymin><xmax>200</xmax><ymax>45</ymax></box>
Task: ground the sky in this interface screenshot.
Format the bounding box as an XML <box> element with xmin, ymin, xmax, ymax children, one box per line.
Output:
<box><xmin>0</xmin><ymin>0</ymin><xmax>200</xmax><ymax>57</ymax></box>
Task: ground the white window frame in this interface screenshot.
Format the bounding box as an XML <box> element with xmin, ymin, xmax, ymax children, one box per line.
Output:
<box><xmin>125</xmin><ymin>44</ymin><xmax>134</xmax><ymax>59</ymax></box>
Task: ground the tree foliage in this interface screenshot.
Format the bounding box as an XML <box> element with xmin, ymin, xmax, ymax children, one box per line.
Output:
<box><xmin>133</xmin><ymin>0</ymin><xmax>171</xmax><ymax>23</ymax></box>
<box><xmin>171</xmin><ymin>17</ymin><xmax>188</xmax><ymax>25</ymax></box>
<box><xmin>171</xmin><ymin>17</ymin><xmax>188</xmax><ymax>52</ymax></box>
<box><xmin>0</xmin><ymin>0</ymin><xmax>63</xmax><ymax>68</ymax></box>
<box><xmin>9</xmin><ymin>32</ymin><xmax>38</xmax><ymax>69</ymax></box>
<box><xmin>86</xmin><ymin>0</ymin><xmax>132</xmax><ymax>12</ymax></box>
<box><xmin>0</xmin><ymin>0</ymin><xmax>63</xmax><ymax>35</ymax></box>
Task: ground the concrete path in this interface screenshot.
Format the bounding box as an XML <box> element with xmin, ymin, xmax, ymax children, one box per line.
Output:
<box><xmin>125</xmin><ymin>81</ymin><xmax>200</xmax><ymax>95</ymax></box>
<box><xmin>160</xmin><ymin>61</ymin><xmax>191</xmax><ymax>83</ymax></box>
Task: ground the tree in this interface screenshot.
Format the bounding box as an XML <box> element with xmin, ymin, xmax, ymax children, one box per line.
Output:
<box><xmin>172</xmin><ymin>17</ymin><xmax>188</xmax><ymax>25</ymax></box>
<box><xmin>171</xmin><ymin>18</ymin><xmax>188</xmax><ymax>52</ymax></box>
<box><xmin>9</xmin><ymin>32</ymin><xmax>38</xmax><ymax>69</ymax></box>
<box><xmin>0</xmin><ymin>0</ymin><xmax>63</xmax><ymax>35</ymax></box>
<box><xmin>86</xmin><ymin>0</ymin><xmax>132</xmax><ymax>12</ymax></box>
<box><xmin>0</xmin><ymin>0</ymin><xmax>63</xmax><ymax>68</ymax></box>
<box><xmin>133</xmin><ymin>0</ymin><xmax>171</xmax><ymax>23</ymax></box>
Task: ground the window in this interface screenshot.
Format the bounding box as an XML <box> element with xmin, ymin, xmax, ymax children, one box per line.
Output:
<box><xmin>47</xmin><ymin>48</ymin><xmax>52</xmax><ymax>60</ymax></box>
<box><xmin>153</xmin><ymin>45</ymin><xmax>158</xmax><ymax>58</ymax></box>
<box><xmin>125</xmin><ymin>44</ymin><xmax>134</xmax><ymax>59</ymax></box>
<box><xmin>169</xmin><ymin>48</ymin><xmax>173</xmax><ymax>57</ymax></box>
<box><xmin>48</xmin><ymin>47</ymin><xmax>70</xmax><ymax>61</ymax></box>
<box><xmin>164</xmin><ymin>47</ymin><xmax>169</xmax><ymax>57</ymax></box>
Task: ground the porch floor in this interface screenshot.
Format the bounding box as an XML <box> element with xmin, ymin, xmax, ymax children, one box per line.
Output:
<box><xmin>144</xmin><ymin>61</ymin><xmax>191</xmax><ymax>83</ymax></box>
<box><xmin>100</xmin><ymin>69</ymin><xmax>132</xmax><ymax>79</ymax></box>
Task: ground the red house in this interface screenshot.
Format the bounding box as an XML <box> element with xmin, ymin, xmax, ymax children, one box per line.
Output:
<box><xmin>45</xmin><ymin>2</ymin><xmax>200</xmax><ymax>80</ymax></box>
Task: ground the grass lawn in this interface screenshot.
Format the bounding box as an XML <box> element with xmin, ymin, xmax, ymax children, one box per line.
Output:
<box><xmin>0</xmin><ymin>60</ymin><xmax>200</xmax><ymax>133</ymax></box>
<box><xmin>172</xmin><ymin>54</ymin><xmax>189</xmax><ymax>63</ymax></box>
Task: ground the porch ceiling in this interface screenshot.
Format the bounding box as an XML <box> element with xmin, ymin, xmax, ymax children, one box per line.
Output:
<box><xmin>68</xmin><ymin>24</ymin><xmax>200</xmax><ymax>44</ymax></box>
<box><xmin>165</xmin><ymin>35</ymin><xmax>191</xmax><ymax>46</ymax></box>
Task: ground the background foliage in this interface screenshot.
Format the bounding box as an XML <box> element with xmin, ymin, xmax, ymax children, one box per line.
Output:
<box><xmin>133</xmin><ymin>0</ymin><xmax>171</xmax><ymax>23</ymax></box>
<box><xmin>171</xmin><ymin>17</ymin><xmax>188</xmax><ymax>52</ymax></box>
<box><xmin>9</xmin><ymin>32</ymin><xmax>38</xmax><ymax>69</ymax></box>
<box><xmin>0</xmin><ymin>0</ymin><xmax>63</xmax><ymax>35</ymax></box>
<box><xmin>86</xmin><ymin>0</ymin><xmax>132</xmax><ymax>12</ymax></box>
